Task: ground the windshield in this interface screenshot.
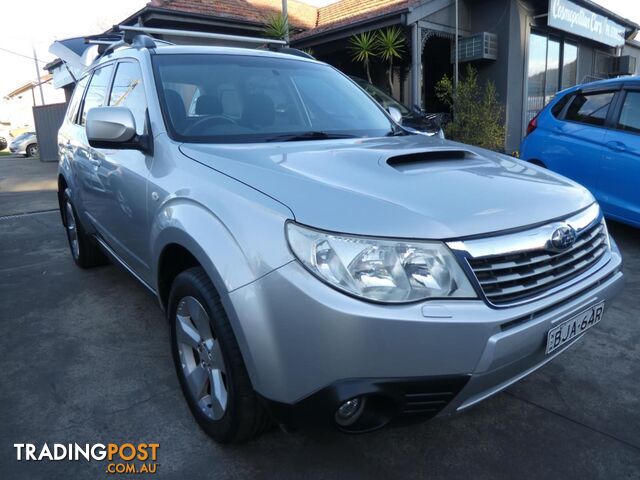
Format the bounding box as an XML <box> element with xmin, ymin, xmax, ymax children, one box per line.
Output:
<box><xmin>152</xmin><ymin>54</ymin><xmax>395</xmax><ymax>143</ymax></box>
<box><xmin>14</xmin><ymin>133</ymin><xmax>34</xmax><ymax>141</ymax></box>
<box><xmin>351</xmin><ymin>77</ymin><xmax>411</xmax><ymax>116</ymax></box>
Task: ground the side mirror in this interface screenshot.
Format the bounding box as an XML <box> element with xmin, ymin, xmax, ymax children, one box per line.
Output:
<box><xmin>387</xmin><ymin>106</ymin><xmax>403</xmax><ymax>124</ymax></box>
<box><xmin>87</xmin><ymin>107</ymin><xmax>147</xmax><ymax>151</ymax></box>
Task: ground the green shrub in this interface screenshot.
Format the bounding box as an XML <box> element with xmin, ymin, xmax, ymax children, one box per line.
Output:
<box><xmin>264</xmin><ymin>14</ymin><xmax>290</xmax><ymax>40</ymax></box>
<box><xmin>435</xmin><ymin>65</ymin><xmax>506</xmax><ymax>151</ymax></box>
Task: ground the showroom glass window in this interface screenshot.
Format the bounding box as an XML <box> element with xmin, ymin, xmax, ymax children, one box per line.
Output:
<box><xmin>526</xmin><ymin>32</ymin><xmax>578</xmax><ymax>122</ymax></box>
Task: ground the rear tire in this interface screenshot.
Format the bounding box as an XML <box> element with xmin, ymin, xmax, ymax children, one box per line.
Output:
<box><xmin>62</xmin><ymin>189</ymin><xmax>108</xmax><ymax>268</ymax></box>
<box><xmin>168</xmin><ymin>267</ymin><xmax>271</xmax><ymax>443</ymax></box>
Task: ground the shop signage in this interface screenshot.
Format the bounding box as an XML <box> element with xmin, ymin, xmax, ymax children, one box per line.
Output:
<box><xmin>548</xmin><ymin>0</ymin><xmax>626</xmax><ymax>47</ymax></box>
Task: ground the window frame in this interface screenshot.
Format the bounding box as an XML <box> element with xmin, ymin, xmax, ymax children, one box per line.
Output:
<box><xmin>611</xmin><ymin>85</ymin><xmax>640</xmax><ymax>136</ymax></box>
<box><xmin>524</xmin><ymin>29</ymin><xmax>582</xmax><ymax>132</ymax></box>
<box><xmin>107</xmin><ymin>58</ymin><xmax>148</xmax><ymax>136</ymax></box>
<box><xmin>78</xmin><ymin>61</ymin><xmax>117</xmax><ymax>128</ymax></box>
<box><xmin>593</xmin><ymin>49</ymin><xmax>615</xmax><ymax>78</ymax></box>
<box><xmin>67</xmin><ymin>74</ymin><xmax>91</xmax><ymax>125</ymax></box>
<box><xmin>557</xmin><ymin>86</ymin><xmax>622</xmax><ymax>129</ymax></box>
<box><xmin>150</xmin><ymin>53</ymin><xmax>396</xmax><ymax>144</ymax></box>
<box><xmin>550</xmin><ymin>91</ymin><xmax>573</xmax><ymax>118</ymax></box>
<box><xmin>560</xmin><ymin>41</ymin><xmax>578</xmax><ymax>91</ymax></box>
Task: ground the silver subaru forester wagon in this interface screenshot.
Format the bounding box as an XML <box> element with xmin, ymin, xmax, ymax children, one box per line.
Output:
<box><xmin>57</xmin><ymin>36</ymin><xmax>624</xmax><ymax>443</ymax></box>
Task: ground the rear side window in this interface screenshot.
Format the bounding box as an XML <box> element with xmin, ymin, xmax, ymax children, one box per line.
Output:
<box><xmin>550</xmin><ymin>93</ymin><xmax>571</xmax><ymax>118</ymax></box>
<box><xmin>67</xmin><ymin>75</ymin><xmax>89</xmax><ymax>124</ymax></box>
<box><xmin>80</xmin><ymin>64</ymin><xmax>114</xmax><ymax>126</ymax></box>
<box><xmin>109</xmin><ymin>61</ymin><xmax>147</xmax><ymax>135</ymax></box>
<box><xmin>616</xmin><ymin>91</ymin><xmax>640</xmax><ymax>134</ymax></box>
<box><xmin>564</xmin><ymin>91</ymin><xmax>614</xmax><ymax>126</ymax></box>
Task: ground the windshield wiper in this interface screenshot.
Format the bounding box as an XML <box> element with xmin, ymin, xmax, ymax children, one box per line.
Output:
<box><xmin>264</xmin><ymin>131</ymin><xmax>358</xmax><ymax>142</ymax></box>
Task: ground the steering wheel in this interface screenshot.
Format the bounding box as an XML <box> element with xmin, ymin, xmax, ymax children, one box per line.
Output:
<box><xmin>184</xmin><ymin>115</ymin><xmax>237</xmax><ymax>135</ymax></box>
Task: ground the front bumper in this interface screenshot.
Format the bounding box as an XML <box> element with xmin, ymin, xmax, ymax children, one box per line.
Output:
<box><xmin>226</xmin><ymin>241</ymin><xmax>623</xmax><ymax>430</ymax></box>
<box><xmin>9</xmin><ymin>144</ymin><xmax>24</xmax><ymax>155</ymax></box>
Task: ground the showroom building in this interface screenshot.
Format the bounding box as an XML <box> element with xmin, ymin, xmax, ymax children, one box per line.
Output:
<box><xmin>291</xmin><ymin>0</ymin><xmax>640</xmax><ymax>153</ymax></box>
<box><xmin>47</xmin><ymin>0</ymin><xmax>640</xmax><ymax>153</ymax></box>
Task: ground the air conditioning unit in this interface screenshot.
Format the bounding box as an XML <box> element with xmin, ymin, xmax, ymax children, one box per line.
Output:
<box><xmin>452</xmin><ymin>32</ymin><xmax>498</xmax><ymax>63</ymax></box>
<box><xmin>611</xmin><ymin>55</ymin><xmax>637</xmax><ymax>76</ymax></box>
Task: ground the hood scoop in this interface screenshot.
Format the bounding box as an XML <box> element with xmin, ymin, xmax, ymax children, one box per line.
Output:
<box><xmin>387</xmin><ymin>149</ymin><xmax>476</xmax><ymax>172</ymax></box>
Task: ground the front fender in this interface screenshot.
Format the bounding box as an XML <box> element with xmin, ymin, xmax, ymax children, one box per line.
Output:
<box><xmin>150</xmin><ymin>197</ymin><xmax>295</xmax><ymax>390</ymax></box>
<box><xmin>150</xmin><ymin>197</ymin><xmax>293</xmax><ymax>296</ymax></box>
<box><xmin>151</xmin><ymin>199</ymin><xmax>252</xmax><ymax>296</ymax></box>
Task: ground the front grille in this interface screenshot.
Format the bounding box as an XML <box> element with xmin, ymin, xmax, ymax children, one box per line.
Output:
<box><xmin>467</xmin><ymin>219</ymin><xmax>608</xmax><ymax>306</ymax></box>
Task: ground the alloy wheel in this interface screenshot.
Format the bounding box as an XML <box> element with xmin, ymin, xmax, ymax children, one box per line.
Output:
<box><xmin>65</xmin><ymin>201</ymin><xmax>80</xmax><ymax>259</ymax></box>
<box><xmin>175</xmin><ymin>296</ymin><xmax>228</xmax><ymax>420</ymax></box>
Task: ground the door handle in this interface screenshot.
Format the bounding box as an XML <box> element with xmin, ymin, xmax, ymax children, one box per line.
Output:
<box><xmin>605</xmin><ymin>141</ymin><xmax>627</xmax><ymax>152</ymax></box>
<box><xmin>89</xmin><ymin>156</ymin><xmax>101</xmax><ymax>168</ymax></box>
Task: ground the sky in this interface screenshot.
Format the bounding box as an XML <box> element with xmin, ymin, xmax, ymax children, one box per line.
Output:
<box><xmin>0</xmin><ymin>0</ymin><xmax>638</xmax><ymax>97</ymax></box>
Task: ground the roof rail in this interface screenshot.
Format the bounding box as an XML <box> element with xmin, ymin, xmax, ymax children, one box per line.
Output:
<box><xmin>278</xmin><ymin>47</ymin><xmax>315</xmax><ymax>59</ymax></box>
<box><xmin>113</xmin><ymin>25</ymin><xmax>288</xmax><ymax>47</ymax></box>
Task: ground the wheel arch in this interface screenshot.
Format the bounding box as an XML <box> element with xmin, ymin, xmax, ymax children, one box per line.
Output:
<box><xmin>154</xmin><ymin>228</ymin><xmax>261</xmax><ymax>394</ymax></box>
<box><xmin>150</xmin><ymin>199</ymin><xmax>259</xmax><ymax>306</ymax></box>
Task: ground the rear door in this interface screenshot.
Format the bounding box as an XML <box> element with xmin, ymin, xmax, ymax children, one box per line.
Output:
<box><xmin>600</xmin><ymin>85</ymin><xmax>640</xmax><ymax>225</ymax></box>
<box><xmin>549</xmin><ymin>88</ymin><xmax>618</xmax><ymax>198</ymax></box>
<box><xmin>59</xmin><ymin>74</ymin><xmax>89</xmax><ymax>186</ymax></box>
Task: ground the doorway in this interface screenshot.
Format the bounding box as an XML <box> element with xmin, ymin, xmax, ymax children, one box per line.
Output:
<box><xmin>422</xmin><ymin>35</ymin><xmax>452</xmax><ymax>112</ymax></box>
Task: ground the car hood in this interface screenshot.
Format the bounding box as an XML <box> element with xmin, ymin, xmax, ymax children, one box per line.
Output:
<box><xmin>180</xmin><ymin>135</ymin><xmax>594</xmax><ymax>239</ymax></box>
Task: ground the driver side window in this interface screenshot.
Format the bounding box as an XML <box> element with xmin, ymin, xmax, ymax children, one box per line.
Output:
<box><xmin>80</xmin><ymin>64</ymin><xmax>114</xmax><ymax>127</ymax></box>
<box><xmin>109</xmin><ymin>61</ymin><xmax>147</xmax><ymax>136</ymax></box>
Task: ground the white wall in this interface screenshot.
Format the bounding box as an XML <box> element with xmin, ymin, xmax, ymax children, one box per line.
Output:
<box><xmin>0</xmin><ymin>80</ymin><xmax>65</xmax><ymax>129</ymax></box>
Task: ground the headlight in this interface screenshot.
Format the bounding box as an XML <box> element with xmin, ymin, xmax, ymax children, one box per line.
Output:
<box><xmin>286</xmin><ymin>223</ymin><xmax>476</xmax><ymax>303</ymax></box>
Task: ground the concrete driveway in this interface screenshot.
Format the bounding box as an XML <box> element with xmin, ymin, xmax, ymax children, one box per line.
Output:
<box><xmin>1</xmin><ymin>155</ymin><xmax>639</xmax><ymax>479</ymax></box>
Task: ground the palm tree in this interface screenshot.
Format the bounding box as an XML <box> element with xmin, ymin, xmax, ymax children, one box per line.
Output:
<box><xmin>349</xmin><ymin>31</ymin><xmax>377</xmax><ymax>83</ymax></box>
<box><xmin>375</xmin><ymin>27</ymin><xmax>405</xmax><ymax>93</ymax></box>
<box><xmin>264</xmin><ymin>13</ymin><xmax>290</xmax><ymax>40</ymax></box>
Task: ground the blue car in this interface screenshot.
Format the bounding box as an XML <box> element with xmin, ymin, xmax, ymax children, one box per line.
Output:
<box><xmin>521</xmin><ymin>77</ymin><xmax>640</xmax><ymax>228</ymax></box>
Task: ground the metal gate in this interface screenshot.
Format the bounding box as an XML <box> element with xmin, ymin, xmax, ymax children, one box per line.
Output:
<box><xmin>32</xmin><ymin>102</ymin><xmax>67</xmax><ymax>162</ymax></box>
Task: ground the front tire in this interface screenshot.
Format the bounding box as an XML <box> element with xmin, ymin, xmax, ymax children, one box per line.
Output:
<box><xmin>62</xmin><ymin>189</ymin><xmax>108</xmax><ymax>268</ymax></box>
<box><xmin>168</xmin><ymin>267</ymin><xmax>270</xmax><ymax>443</ymax></box>
<box><xmin>26</xmin><ymin>143</ymin><xmax>38</xmax><ymax>157</ymax></box>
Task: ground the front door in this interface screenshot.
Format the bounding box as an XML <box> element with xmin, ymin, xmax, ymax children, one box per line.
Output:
<box><xmin>75</xmin><ymin>64</ymin><xmax>115</xmax><ymax>224</ymax></box>
<box><xmin>90</xmin><ymin>60</ymin><xmax>154</xmax><ymax>279</ymax></box>
<box><xmin>548</xmin><ymin>89</ymin><xmax>617</xmax><ymax>199</ymax></box>
<box><xmin>600</xmin><ymin>87</ymin><xmax>640</xmax><ymax>225</ymax></box>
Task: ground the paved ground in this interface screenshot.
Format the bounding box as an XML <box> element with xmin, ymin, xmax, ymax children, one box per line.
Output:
<box><xmin>0</xmin><ymin>154</ymin><xmax>57</xmax><ymax>216</ymax></box>
<box><xmin>1</xmin><ymin>154</ymin><xmax>639</xmax><ymax>479</ymax></box>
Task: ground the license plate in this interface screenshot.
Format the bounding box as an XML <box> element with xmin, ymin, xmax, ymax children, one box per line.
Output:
<box><xmin>546</xmin><ymin>302</ymin><xmax>605</xmax><ymax>354</ymax></box>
